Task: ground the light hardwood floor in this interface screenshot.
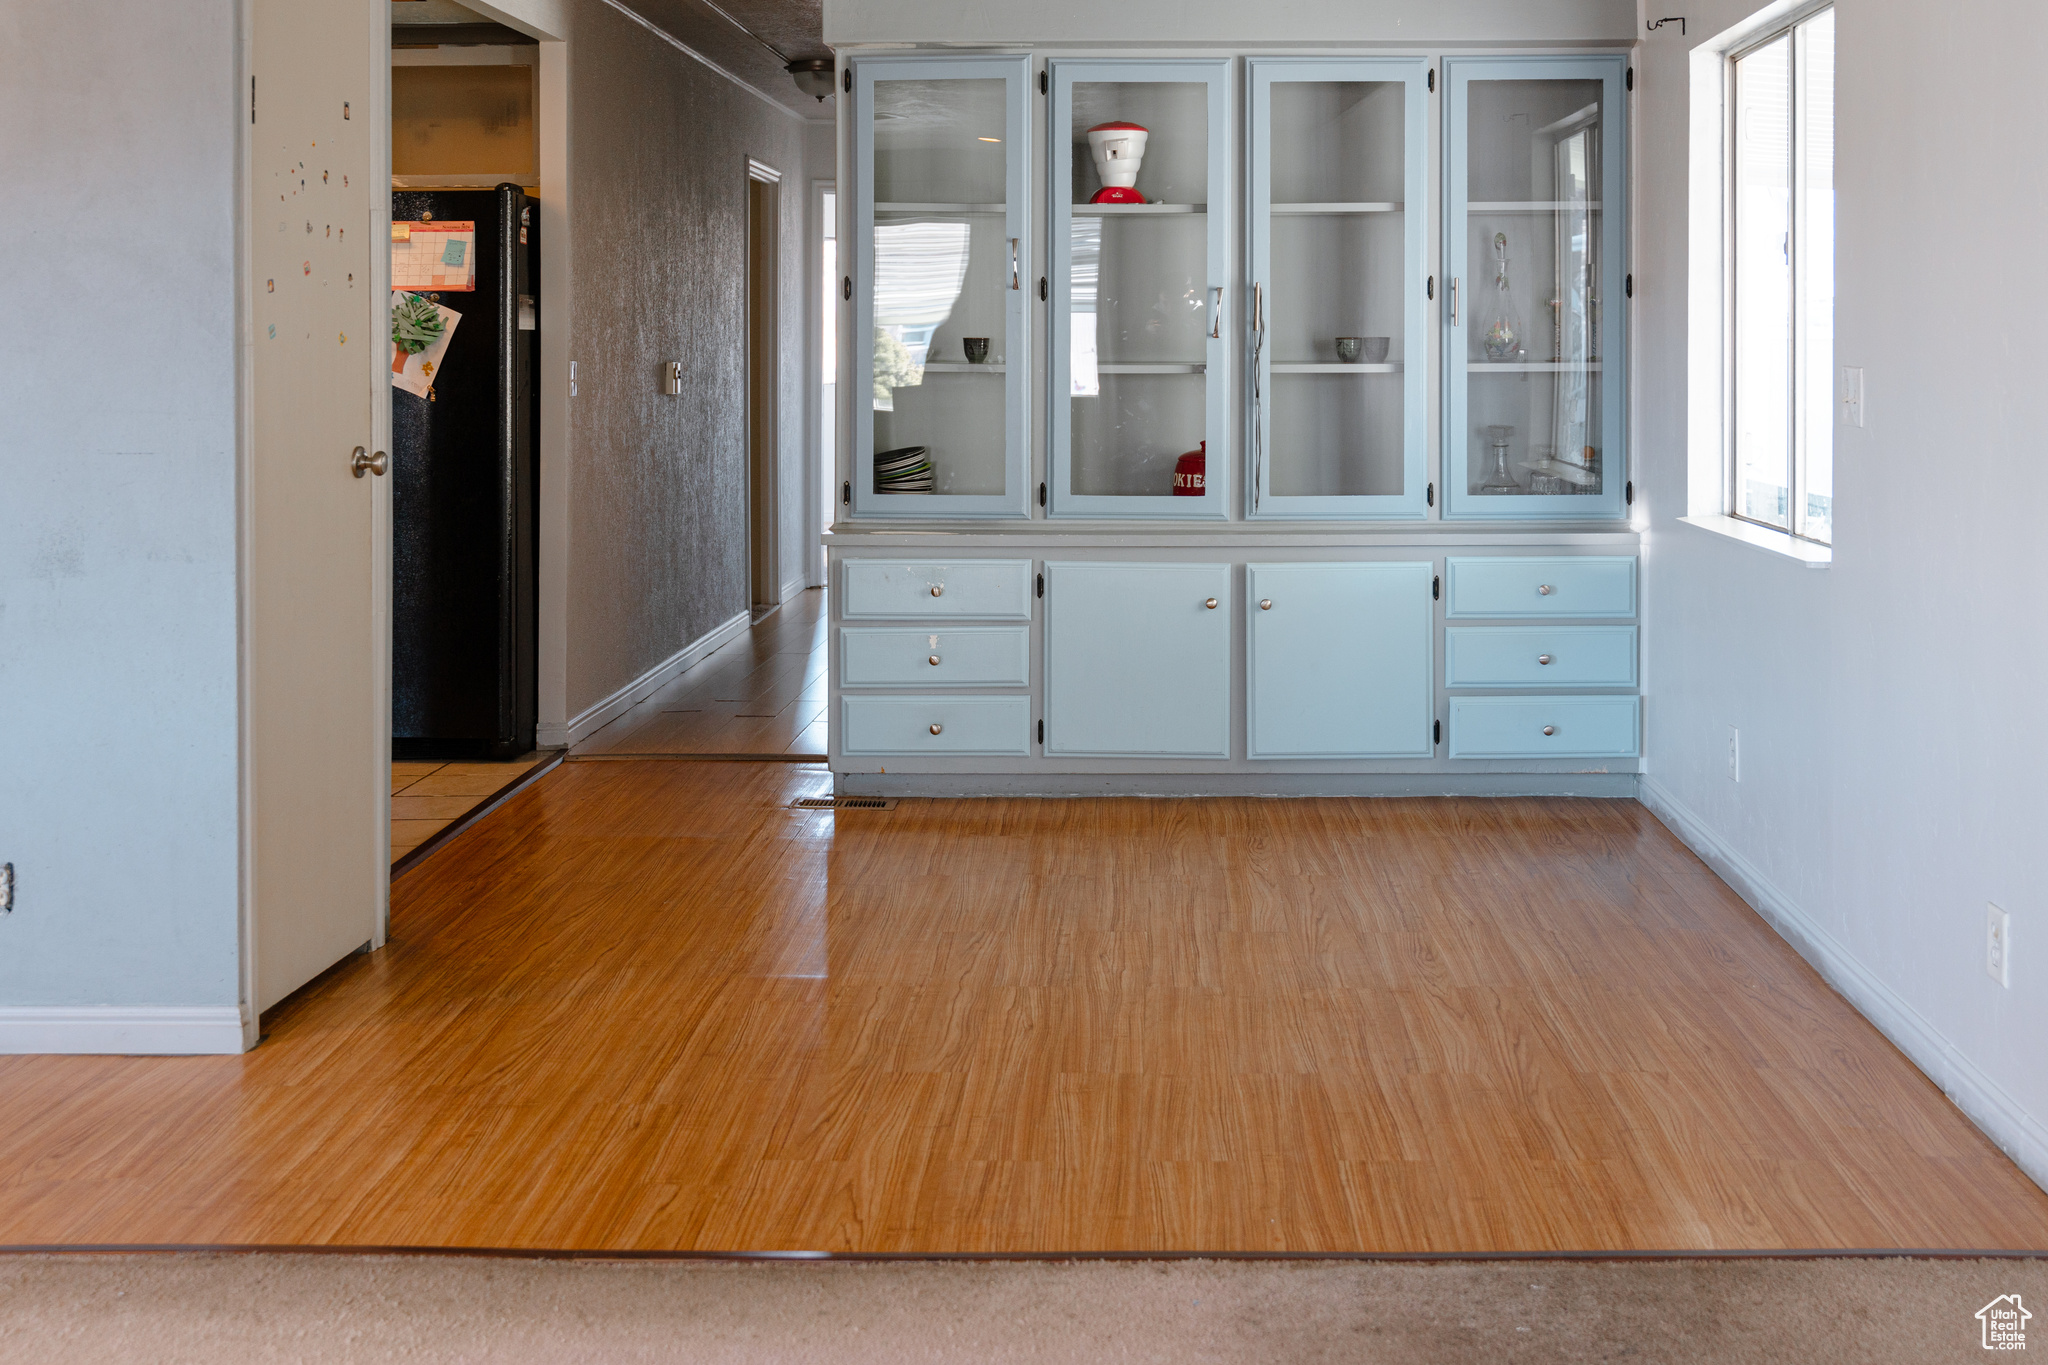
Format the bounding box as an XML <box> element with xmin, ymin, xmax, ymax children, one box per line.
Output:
<box><xmin>573</xmin><ymin>590</ymin><xmax>827</xmax><ymax>758</ymax></box>
<box><xmin>390</xmin><ymin>755</ymin><xmax>552</xmax><ymax>864</ymax></box>
<box><xmin>1</xmin><ymin>760</ymin><xmax>2042</xmax><ymax>1252</ymax></box>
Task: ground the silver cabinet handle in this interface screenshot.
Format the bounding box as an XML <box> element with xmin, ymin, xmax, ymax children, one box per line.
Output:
<box><xmin>1204</xmin><ymin>598</ymin><xmax>1219</xmax><ymax>610</ymax></box>
<box><xmin>1259</xmin><ymin>599</ymin><xmax>1273</xmax><ymax>611</ymax></box>
<box><xmin>928</xmin><ymin>655</ymin><xmax>940</xmax><ymax>666</ymax></box>
<box><xmin>1450</xmin><ymin>277</ymin><xmax>1459</xmax><ymax>325</ymax></box>
<box><xmin>1009</xmin><ymin>238</ymin><xmax>1020</xmax><ymax>291</ymax></box>
<box><xmin>1542</xmin><ymin>725</ymin><xmax>1556</xmax><ymax>736</ymax></box>
<box><xmin>1538</xmin><ymin>654</ymin><xmax>1553</xmax><ymax>665</ymax></box>
<box><xmin>930</xmin><ymin>585</ymin><xmax>943</xmax><ymax>597</ymax></box>
<box><xmin>1208</xmin><ymin>286</ymin><xmax>1223</xmax><ymax>339</ymax></box>
<box><xmin>929</xmin><ymin>723</ymin><xmax>943</xmax><ymax>735</ymax></box>
<box><xmin>1537</xmin><ymin>584</ymin><xmax>1554</xmax><ymax>595</ymax></box>
<box><xmin>1251</xmin><ymin>282</ymin><xmax>1264</xmax><ymax>333</ymax></box>
<box><xmin>350</xmin><ymin>446</ymin><xmax>388</xmax><ymax>478</ymax></box>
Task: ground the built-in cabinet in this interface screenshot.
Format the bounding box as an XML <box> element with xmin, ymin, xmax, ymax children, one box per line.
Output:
<box><xmin>1247</xmin><ymin>60</ymin><xmax>1429</xmax><ymax>519</ymax></box>
<box><xmin>1048</xmin><ymin>61</ymin><xmax>1233</xmax><ymax>518</ymax></box>
<box><xmin>852</xmin><ymin>56</ymin><xmax>1033</xmax><ymax>518</ymax></box>
<box><xmin>831</xmin><ymin>47</ymin><xmax>1639</xmax><ymax>793</ymax></box>
<box><xmin>1444</xmin><ymin>57</ymin><xmax>1630</xmax><ymax>520</ymax></box>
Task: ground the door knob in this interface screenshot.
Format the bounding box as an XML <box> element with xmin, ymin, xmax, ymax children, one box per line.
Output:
<box><xmin>1204</xmin><ymin>598</ymin><xmax>1219</xmax><ymax>610</ymax></box>
<box><xmin>1542</xmin><ymin>725</ymin><xmax>1556</xmax><ymax>736</ymax></box>
<box><xmin>350</xmin><ymin>446</ymin><xmax>388</xmax><ymax>478</ymax></box>
<box><xmin>928</xmin><ymin>655</ymin><xmax>941</xmax><ymax>666</ymax></box>
<box><xmin>1537</xmin><ymin>654</ymin><xmax>1553</xmax><ymax>665</ymax></box>
<box><xmin>1537</xmin><ymin>584</ymin><xmax>1554</xmax><ymax>595</ymax></box>
<box><xmin>1259</xmin><ymin>599</ymin><xmax>1273</xmax><ymax>611</ymax></box>
<box><xmin>929</xmin><ymin>723</ymin><xmax>943</xmax><ymax>735</ymax></box>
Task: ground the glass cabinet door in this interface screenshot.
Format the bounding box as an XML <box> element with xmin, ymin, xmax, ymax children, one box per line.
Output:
<box><xmin>851</xmin><ymin>56</ymin><xmax>1031</xmax><ymax>519</ymax></box>
<box><xmin>1049</xmin><ymin>60</ymin><xmax>1230</xmax><ymax>519</ymax></box>
<box><xmin>1445</xmin><ymin>57</ymin><xmax>1628</xmax><ymax>520</ymax></box>
<box><xmin>1248</xmin><ymin>58</ymin><xmax>1429</xmax><ymax>519</ymax></box>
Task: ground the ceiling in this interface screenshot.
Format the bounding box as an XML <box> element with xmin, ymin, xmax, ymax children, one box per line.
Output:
<box><xmin>391</xmin><ymin>0</ymin><xmax>830</xmax><ymax>116</ymax></box>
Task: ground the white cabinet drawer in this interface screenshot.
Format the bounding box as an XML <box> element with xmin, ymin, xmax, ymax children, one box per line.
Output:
<box><xmin>1449</xmin><ymin>696</ymin><xmax>1641</xmax><ymax>759</ymax></box>
<box><xmin>1444</xmin><ymin>556</ymin><xmax>1637</xmax><ymax>618</ymax></box>
<box><xmin>839</xmin><ymin>695</ymin><xmax>1033</xmax><ymax>756</ymax></box>
<box><xmin>1445</xmin><ymin>626</ymin><xmax>1638</xmax><ymax>687</ymax></box>
<box><xmin>840</xmin><ymin>559</ymin><xmax>1034</xmax><ymax>620</ymax></box>
<box><xmin>839</xmin><ymin>627</ymin><xmax>1030</xmax><ymax>687</ymax></box>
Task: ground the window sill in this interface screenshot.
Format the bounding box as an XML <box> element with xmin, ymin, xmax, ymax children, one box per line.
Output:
<box><xmin>1676</xmin><ymin>515</ymin><xmax>1832</xmax><ymax>568</ymax></box>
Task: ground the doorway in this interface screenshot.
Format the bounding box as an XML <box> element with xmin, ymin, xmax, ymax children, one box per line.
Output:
<box><xmin>747</xmin><ymin>160</ymin><xmax>782</xmax><ymax>621</ymax></box>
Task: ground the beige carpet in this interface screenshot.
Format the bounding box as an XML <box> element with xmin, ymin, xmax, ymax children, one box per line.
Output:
<box><xmin>2</xmin><ymin>1254</ymin><xmax>2043</xmax><ymax>1362</ymax></box>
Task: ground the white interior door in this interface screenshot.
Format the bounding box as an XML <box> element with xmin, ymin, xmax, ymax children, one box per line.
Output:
<box><xmin>249</xmin><ymin>0</ymin><xmax>390</xmax><ymax>1015</ymax></box>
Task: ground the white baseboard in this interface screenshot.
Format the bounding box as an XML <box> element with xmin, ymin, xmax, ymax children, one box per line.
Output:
<box><xmin>1638</xmin><ymin>775</ymin><xmax>2048</xmax><ymax>1195</ymax></box>
<box><xmin>537</xmin><ymin>610</ymin><xmax>750</xmax><ymax>748</ymax></box>
<box><xmin>781</xmin><ymin>573</ymin><xmax>810</xmax><ymax>604</ymax></box>
<box><xmin>0</xmin><ymin>1005</ymin><xmax>250</xmax><ymax>1055</ymax></box>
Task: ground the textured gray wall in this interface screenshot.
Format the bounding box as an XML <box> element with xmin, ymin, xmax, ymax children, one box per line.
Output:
<box><xmin>567</xmin><ymin>0</ymin><xmax>820</xmax><ymax>717</ymax></box>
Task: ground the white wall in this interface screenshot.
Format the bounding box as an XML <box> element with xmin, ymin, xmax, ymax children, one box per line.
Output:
<box><xmin>1635</xmin><ymin>0</ymin><xmax>2048</xmax><ymax>1185</ymax></box>
<box><xmin>0</xmin><ymin>1</ymin><xmax>244</xmax><ymax>1016</ymax></box>
<box><xmin>828</xmin><ymin>0</ymin><xmax>1636</xmax><ymax>45</ymax></box>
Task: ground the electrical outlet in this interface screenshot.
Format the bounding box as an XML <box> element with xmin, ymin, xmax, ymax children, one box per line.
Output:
<box><xmin>1840</xmin><ymin>366</ymin><xmax>1865</xmax><ymax>427</ymax></box>
<box><xmin>1987</xmin><ymin>903</ymin><xmax>2011</xmax><ymax>987</ymax></box>
<box><xmin>1726</xmin><ymin>726</ymin><xmax>1740</xmax><ymax>782</ymax></box>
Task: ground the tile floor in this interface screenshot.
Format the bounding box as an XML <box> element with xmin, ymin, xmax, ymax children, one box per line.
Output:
<box><xmin>572</xmin><ymin>587</ymin><xmax>828</xmax><ymax>758</ymax></box>
<box><xmin>390</xmin><ymin>754</ymin><xmax>553</xmax><ymax>864</ymax></box>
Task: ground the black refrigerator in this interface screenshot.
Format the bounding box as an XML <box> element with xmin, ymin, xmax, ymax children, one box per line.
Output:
<box><xmin>391</xmin><ymin>183</ymin><xmax>538</xmax><ymax>760</ymax></box>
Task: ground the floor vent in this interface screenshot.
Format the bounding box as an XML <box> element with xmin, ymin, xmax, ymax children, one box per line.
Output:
<box><xmin>791</xmin><ymin>796</ymin><xmax>896</xmax><ymax>811</ymax></box>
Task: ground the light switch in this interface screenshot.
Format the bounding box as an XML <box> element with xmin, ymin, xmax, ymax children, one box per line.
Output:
<box><xmin>1840</xmin><ymin>366</ymin><xmax>1864</xmax><ymax>427</ymax></box>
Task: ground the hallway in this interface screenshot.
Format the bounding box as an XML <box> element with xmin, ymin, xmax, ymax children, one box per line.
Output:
<box><xmin>573</xmin><ymin>591</ymin><xmax>828</xmax><ymax>759</ymax></box>
<box><xmin>1</xmin><ymin>760</ymin><xmax>2041</xmax><ymax>1253</ymax></box>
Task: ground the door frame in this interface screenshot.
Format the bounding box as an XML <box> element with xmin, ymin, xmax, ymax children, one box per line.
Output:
<box><xmin>747</xmin><ymin>157</ymin><xmax>783</xmax><ymax>616</ymax></box>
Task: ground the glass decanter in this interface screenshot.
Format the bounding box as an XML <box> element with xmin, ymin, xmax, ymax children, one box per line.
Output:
<box><xmin>1479</xmin><ymin>424</ymin><xmax>1523</xmax><ymax>494</ymax></box>
<box><xmin>1481</xmin><ymin>232</ymin><xmax>1525</xmax><ymax>362</ymax></box>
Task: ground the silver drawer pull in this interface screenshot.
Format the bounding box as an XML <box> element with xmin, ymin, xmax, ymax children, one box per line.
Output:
<box><xmin>928</xmin><ymin>654</ymin><xmax>941</xmax><ymax>666</ymax></box>
<box><xmin>930</xmin><ymin>585</ymin><xmax>944</xmax><ymax>597</ymax></box>
<box><xmin>1538</xmin><ymin>654</ymin><xmax>1553</xmax><ymax>665</ymax></box>
<box><xmin>1259</xmin><ymin>599</ymin><xmax>1273</xmax><ymax>611</ymax></box>
<box><xmin>1542</xmin><ymin>725</ymin><xmax>1556</xmax><ymax>736</ymax></box>
<box><xmin>1204</xmin><ymin>598</ymin><xmax>1219</xmax><ymax>610</ymax></box>
<box><xmin>929</xmin><ymin>723</ymin><xmax>943</xmax><ymax>735</ymax></box>
<box><xmin>1537</xmin><ymin>584</ymin><xmax>1554</xmax><ymax>595</ymax></box>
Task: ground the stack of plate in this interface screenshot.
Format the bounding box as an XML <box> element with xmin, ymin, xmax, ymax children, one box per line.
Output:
<box><xmin>874</xmin><ymin>445</ymin><xmax>934</xmax><ymax>494</ymax></box>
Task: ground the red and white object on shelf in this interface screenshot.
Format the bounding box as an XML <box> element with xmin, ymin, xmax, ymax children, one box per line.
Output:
<box><xmin>1173</xmin><ymin>441</ymin><xmax>1206</xmax><ymax>496</ymax></box>
<box><xmin>1085</xmin><ymin>121</ymin><xmax>1150</xmax><ymax>204</ymax></box>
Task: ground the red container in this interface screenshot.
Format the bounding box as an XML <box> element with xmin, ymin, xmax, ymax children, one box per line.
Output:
<box><xmin>1172</xmin><ymin>441</ymin><xmax>1206</xmax><ymax>496</ymax></box>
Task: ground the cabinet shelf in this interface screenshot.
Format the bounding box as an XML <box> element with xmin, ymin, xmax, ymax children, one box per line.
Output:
<box><xmin>876</xmin><ymin>202</ymin><xmax>1006</xmax><ymax>214</ymax></box>
<box><xmin>921</xmin><ymin>363</ymin><xmax>1008</xmax><ymax>373</ymax></box>
<box><xmin>1072</xmin><ymin>203</ymin><xmax>1206</xmax><ymax>215</ymax></box>
<box><xmin>1272</xmin><ymin>362</ymin><xmax>1402</xmax><ymax>374</ymax></box>
<box><xmin>1094</xmin><ymin>362</ymin><xmax>1206</xmax><ymax>374</ymax></box>
<box><xmin>1468</xmin><ymin>362</ymin><xmax>1605</xmax><ymax>373</ymax></box>
<box><xmin>1269</xmin><ymin>202</ymin><xmax>1403</xmax><ymax>215</ymax></box>
<box><xmin>1468</xmin><ymin>201</ymin><xmax>1603</xmax><ymax>212</ymax></box>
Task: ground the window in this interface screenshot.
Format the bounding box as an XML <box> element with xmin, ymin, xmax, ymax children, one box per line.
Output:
<box><xmin>1730</xmin><ymin>6</ymin><xmax>1833</xmax><ymax>544</ymax></box>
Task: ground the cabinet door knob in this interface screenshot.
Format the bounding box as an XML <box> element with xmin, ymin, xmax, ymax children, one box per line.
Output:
<box><xmin>1537</xmin><ymin>654</ymin><xmax>1553</xmax><ymax>665</ymax></box>
<box><xmin>929</xmin><ymin>723</ymin><xmax>943</xmax><ymax>735</ymax></box>
<box><xmin>1537</xmin><ymin>584</ymin><xmax>1554</xmax><ymax>595</ymax></box>
<box><xmin>928</xmin><ymin>654</ymin><xmax>941</xmax><ymax>666</ymax></box>
<box><xmin>1204</xmin><ymin>598</ymin><xmax>1219</xmax><ymax>610</ymax></box>
<box><xmin>1259</xmin><ymin>599</ymin><xmax>1273</xmax><ymax>611</ymax></box>
<box><xmin>1542</xmin><ymin>725</ymin><xmax>1556</xmax><ymax>736</ymax></box>
<box><xmin>930</xmin><ymin>585</ymin><xmax>944</xmax><ymax>597</ymax></box>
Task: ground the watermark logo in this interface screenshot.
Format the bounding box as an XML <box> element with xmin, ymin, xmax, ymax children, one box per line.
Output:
<box><xmin>1979</xmin><ymin>1294</ymin><xmax>2031</xmax><ymax>1351</ymax></box>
